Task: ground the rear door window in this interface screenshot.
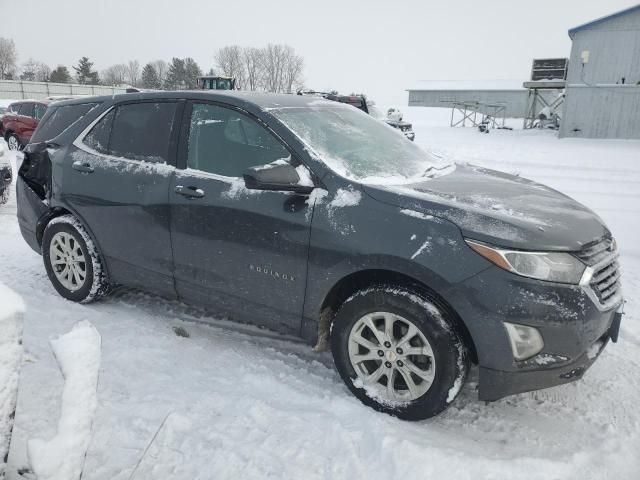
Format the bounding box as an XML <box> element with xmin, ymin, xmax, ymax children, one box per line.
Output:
<box><xmin>32</xmin><ymin>103</ymin><xmax>99</xmax><ymax>143</ymax></box>
<box><xmin>19</xmin><ymin>103</ymin><xmax>35</xmax><ymax>117</ymax></box>
<box><xmin>81</xmin><ymin>102</ymin><xmax>177</xmax><ymax>163</ymax></box>
<box><xmin>109</xmin><ymin>102</ymin><xmax>177</xmax><ymax>163</ymax></box>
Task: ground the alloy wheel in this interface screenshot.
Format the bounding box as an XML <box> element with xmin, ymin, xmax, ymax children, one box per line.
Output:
<box><xmin>348</xmin><ymin>311</ymin><xmax>436</xmax><ymax>403</ymax></box>
<box><xmin>7</xmin><ymin>135</ymin><xmax>19</xmax><ymax>150</ymax></box>
<box><xmin>49</xmin><ymin>231</ymin><xmax>87</xmax><ymax>292</ymax></box>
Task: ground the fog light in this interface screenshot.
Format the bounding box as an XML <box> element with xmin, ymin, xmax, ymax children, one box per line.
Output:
<box><xmin>504</xmin><ymin>322</ymin><xmax>544</xmax><ymax>360</ymax></box>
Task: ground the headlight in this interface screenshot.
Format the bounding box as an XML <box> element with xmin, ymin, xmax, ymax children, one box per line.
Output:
<box><xmin>465</xmin><ymin>239</ymin><xmax>585</xmax><ymax>284</ymax></box>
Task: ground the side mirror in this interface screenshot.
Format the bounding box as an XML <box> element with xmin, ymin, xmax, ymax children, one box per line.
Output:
<box><xmin>243</xmin><ymin>162</ymin><xmax>314</xmax><ymax>194</ymax></box>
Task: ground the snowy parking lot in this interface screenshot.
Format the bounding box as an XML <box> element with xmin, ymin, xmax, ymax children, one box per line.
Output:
<box><xmin>2</xmin><ymin>109</ymin><xmax>640</xmax><ymax>479</ymax></box>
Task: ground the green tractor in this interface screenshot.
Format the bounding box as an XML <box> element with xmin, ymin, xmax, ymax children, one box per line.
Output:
<box><xmin>197</xmin><ymin>75</ymin><xmax>236</xmax><ymax>90</ymax></box>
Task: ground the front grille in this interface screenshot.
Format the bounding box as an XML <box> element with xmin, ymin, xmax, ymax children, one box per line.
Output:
<box><xmin>575</xmin><ymin>237</ymin><xmax>615</xmax><ymax>265</ymax></box>
<box><xmin>576</xmin><ymin>237</ymin><xmax>622</xmax><ymax>310</ymax></box>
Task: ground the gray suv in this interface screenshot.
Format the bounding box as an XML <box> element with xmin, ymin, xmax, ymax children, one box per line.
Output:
<box><xmin>16</xmin><ymin>92</ymin><xmax>623</xmax><ymax>420</ymax></box>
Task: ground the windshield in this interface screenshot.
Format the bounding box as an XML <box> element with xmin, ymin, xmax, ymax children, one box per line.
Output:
<box><xmin>272</xmin><ymin>105</ymin><xmax>452</xmax><ymax>184</ymax></box>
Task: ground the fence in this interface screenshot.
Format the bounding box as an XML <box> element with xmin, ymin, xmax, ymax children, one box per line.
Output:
<box><xmin>0</xmin><ymin>79</ymin><xmax>128</xmax><ymax>100</ymax></box>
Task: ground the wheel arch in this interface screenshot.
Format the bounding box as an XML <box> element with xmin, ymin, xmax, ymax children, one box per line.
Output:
<box><xmin>317</xmin><ymin>268</ymin><xmax>478</xmax><ymax>364</ymax></box>
<box><xmin>37</xmin><ymin>206</ymin><xmax>112</xmax><ymax>282</ymax></box>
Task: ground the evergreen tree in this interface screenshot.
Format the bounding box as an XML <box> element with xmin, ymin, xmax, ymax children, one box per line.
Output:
<box><xmin>141</xmin><ymin>63</ymin><xmax>161</xmax><ymax>89</ymax></box>
<box><xmin>49</xmin><ymin>65</ymin><xmax>72</xmax><ymax>83</ymax></box>
<box><xmin>184</xmin><ymin>58</ymin><xmax>203</xmax><ymax>89</ymax></box>
<box><xmin>164</xmin><ymin>58</ymin><xmax>186</xmax><ymax>89</ymax></box>
<box><xmin>73</xmin><ymin>56</ymin><xmax>99</xmax><ymax>84</ymax></box>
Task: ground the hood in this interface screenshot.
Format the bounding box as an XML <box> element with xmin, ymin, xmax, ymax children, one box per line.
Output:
<box><xmin>364</xmin><ymin>164</ymin><xmax>608</xmax><ymax>251</ymax></box>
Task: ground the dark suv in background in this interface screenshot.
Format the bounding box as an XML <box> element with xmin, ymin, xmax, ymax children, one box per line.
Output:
<box><xmin>1</xmin><ymin>100</ymin><xmax>50</xmax><ymax>150</ymax></box>
<box><xmin>16</xmin><ymin>91</ymin><xmax>623</xmax><ymax>420</ymax></box>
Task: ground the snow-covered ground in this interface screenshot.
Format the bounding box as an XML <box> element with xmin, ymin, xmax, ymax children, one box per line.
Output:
<box><xmin>2</xmin><ymin>111</ymin><xmax>640</xmax><ymax>479</ymax></box>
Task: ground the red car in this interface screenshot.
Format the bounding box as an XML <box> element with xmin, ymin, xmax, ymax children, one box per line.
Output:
<box><xmin>1</xmin><ymin>100</ymin><xmax>49</xmax><ymax>150</ymax></box>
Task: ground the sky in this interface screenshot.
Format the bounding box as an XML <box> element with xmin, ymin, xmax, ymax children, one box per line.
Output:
<box><xmin>1</xmin><ymin>0</ymin><xmax>638</xmax><ymax>104</ymax></box>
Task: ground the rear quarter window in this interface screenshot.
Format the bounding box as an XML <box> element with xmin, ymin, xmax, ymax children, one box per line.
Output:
<box><xmin>31</xmin><ymin>103</ymin><xmax>99</xmax><ymax>143</ymax></box>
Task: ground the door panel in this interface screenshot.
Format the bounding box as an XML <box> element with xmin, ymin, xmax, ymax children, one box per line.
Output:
<box><xmin>169</xmin><ymin>102</ymin><xmax>313</xmax><ymax>334</ymax></box>
<box><xmin>61</xmin><ymin>147</ymin><xmax>176</xmax><ymax>295</ymax></box>
<box><xmin>170</xmin><ymin>172</ymin><xmax>312</xmax><ymax>333</ymax></box>
<box><xmin>59</xmin><ymin>101</ymin><xmax>181</xmax><ymax>296</ymax></box>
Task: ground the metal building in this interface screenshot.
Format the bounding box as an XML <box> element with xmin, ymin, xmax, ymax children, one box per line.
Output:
<box><xmin>560</xmin><ymin>4</ymin><xmax>640</xmax><ymax>139</ymax></box>
<box><xmin>407</xmin><ymin>80</ymin><xmax>528</xmax><ymax>118</ymax></box>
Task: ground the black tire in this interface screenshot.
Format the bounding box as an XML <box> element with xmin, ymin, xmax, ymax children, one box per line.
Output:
<box><xmin>5</xmin><ymin>133</ymin><xmax>20</xmax><ymax>151</ymax></box>
<box><xmin>0</xmin><ymin>187</ymin><xmax>8</xmax><ymax>205</ymax></box>
<box><xmin>330</xmin><ymin>286</ymin><xmax>469</xmax><ymax>420</ymax></box>
<box><xmin>42</xmin><ymin>214</ymin><xmax>110</xmax><ymax>303</ymax></box>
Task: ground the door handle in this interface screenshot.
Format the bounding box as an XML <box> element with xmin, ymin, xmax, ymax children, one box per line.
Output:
<box><xmin>175</xmin><ymin>185</ymin><xmax>205</xmax><ymax>199</ymax></box>
<box><xmin>72</xmin><ymin>160</ymin><xmax>94</xmax><ymax>173</ymax></box>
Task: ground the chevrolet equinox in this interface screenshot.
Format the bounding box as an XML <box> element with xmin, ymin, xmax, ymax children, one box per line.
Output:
<box><xmin>16</xmin><ymin>92</ymin><xmax>624</xmax><ymax>420</ymax></box>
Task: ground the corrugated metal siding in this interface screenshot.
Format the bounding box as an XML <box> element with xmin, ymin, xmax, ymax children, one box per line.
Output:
<box><xmin>561</xmin><ymin>9</ymin><xmax>640</xmax><ymax>138</ymax></box>
<box><xmin>0</xmin><ymin>80</ymin><xmax>127</xmax><ymax>100</ymax></box>
<box><xmin>560</xmin><ymin>85</ymin><xmax>640</xmax><ymax>139</ymax></box>
<box><xmin>407</xmin><ymin>89</ymin><xmax>562</xmax><ymax>118</ymax></box>
<box><xmin>407</xmin><ymin>90</ymin><xmax>528</xmax><ymax>117</ymax></box>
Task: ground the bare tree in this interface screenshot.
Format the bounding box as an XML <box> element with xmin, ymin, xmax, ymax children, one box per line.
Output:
<box><xmin>282</xmin><ymin>46</ymin><xmax>304</xmax><ymax>93</ymax></box>
<box><xmin>243</xmin><ymin>47</ymin><xmax>263</xmax><ymax>91</ymax></box>
<box><xmin>35</xmin><ymin>63</ymin><xmax>51</xmax><ymax>82</ymax></box>
<box><xmin>152</xmin><ymin>60</ymin><xmax>169</xmax><ymax>86</ymax></box>
<box><xmin>101</xmin><ymin>63</ymin><xmax>127</xmax><ymax>86</ymax></box>
<box><xmin>20</xmin><ymin>58</ymin><xmax>38</xmax><ymax>81</ymax></box>
<box><xmin>262</xmin><ymin>44</ymin><xmax>288</xmax><ymax>93</ymax></box>
<box><xmin>0</xmin><ymin>37</ymin><xmax>17</xmax><ymax>80</ymax></box>
<box><xmin>213</xmin><ymin>43</ymin><xmax>305</xmax><ymax>93</ymax></box>
<box><xmin>20</xmin><ymin>59</ymin><xmax>52</xmax><ymax>82</ymax></box>
<box><xmin>126</xmin><ymin>60</ymin><xmax>141</xmax><ymax>87</ymax></box>
<box><xmin>214</xmin><ymin>45</ymin><xmax>245</xmax><ymax>89</ymax></box>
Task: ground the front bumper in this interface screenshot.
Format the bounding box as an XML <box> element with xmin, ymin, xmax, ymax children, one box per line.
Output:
<box><xmin>479</xmin><ymin>310</ymin><xmax>620</xmax><ymax>401</ymax></box>
<box><xmin>447</xmin><ymin>264</ymin><xmax>623</xmax><ymax>401</ymax></box>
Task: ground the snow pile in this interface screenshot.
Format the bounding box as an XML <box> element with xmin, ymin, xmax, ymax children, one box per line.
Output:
<box><xmin>27</xmin><ymin>321</ymin><xmax>101</xmax><ymax>480</ymax></box>
<box><xmin>329</xmin><ymin>187</ymin><xmax>362</xmax><ymax>208</ymax></box>
<box><xmin>295</xmin><ymin>164</ymin><xmax>314</xmax><ymax>187</ymax></box>
<box><xmin>326</xmin><ymin>186</ymin><xmax>362</xmax><ymax>234</ymax></box>
<box><xmin>400</xmin><ymin>208</ymin><xmax>434</xmax><ymax>220</ymax></box>
<box><xmin>0</xmin><ymin>282</ymin><xmax>25</xmax><ymax>477</ymax></box>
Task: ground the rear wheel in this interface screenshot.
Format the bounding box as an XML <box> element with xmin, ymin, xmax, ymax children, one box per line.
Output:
<box><xmin>0</xmin><ymin>188</ymin><xmax>8</xmax><ymax>205</ymax></box>
<box><xmin>330</xmin><ymin>286</ymin><xmax>468</xmax><ymax>420</ymax></box>
<box><xmin>6</xmin><ymin>133</ymin><xmax>20</xmax><ymax>151</ymax></box>
<box><xmin>42</xmin><ymin>215</ymin><xmax>110</xmax><ymax>303</ymax></box>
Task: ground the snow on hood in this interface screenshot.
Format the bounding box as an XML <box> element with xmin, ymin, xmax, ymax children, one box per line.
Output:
<box><xmin>365</xmin><ymin>163</ymin><xmax>609</xmax><ymax>251</ymax></box>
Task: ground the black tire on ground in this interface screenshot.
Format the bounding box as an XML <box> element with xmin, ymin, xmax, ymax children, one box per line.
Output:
<box><xmin>5</xmin><ymin>133</ymin><xmax>20</xmax><ymax>151</ymax></box>
<box><xmin>42</xmin><ymin>214</ymin><xmax>110</xmax><ymax>303</ymax></box>
<box><xmin>330</xmin><ymin>285</ymin><xmax>469</xmax><ymax>420</ymax></box>
<box><xmin>0</xmin><ymin>187</ymin><xmax>8</xmax><ymax>205</ymax></box>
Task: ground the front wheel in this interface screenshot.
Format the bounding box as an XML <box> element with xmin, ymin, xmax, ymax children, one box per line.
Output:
<box><xmin>331</xmin><ymin>286</ymin><xmax>469</xmax><ymax>420</ymax></box>
<box><xmin>42</xmin><ymin>215</ymin><xmax>110</xmax><ymax>303</ymax></box>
